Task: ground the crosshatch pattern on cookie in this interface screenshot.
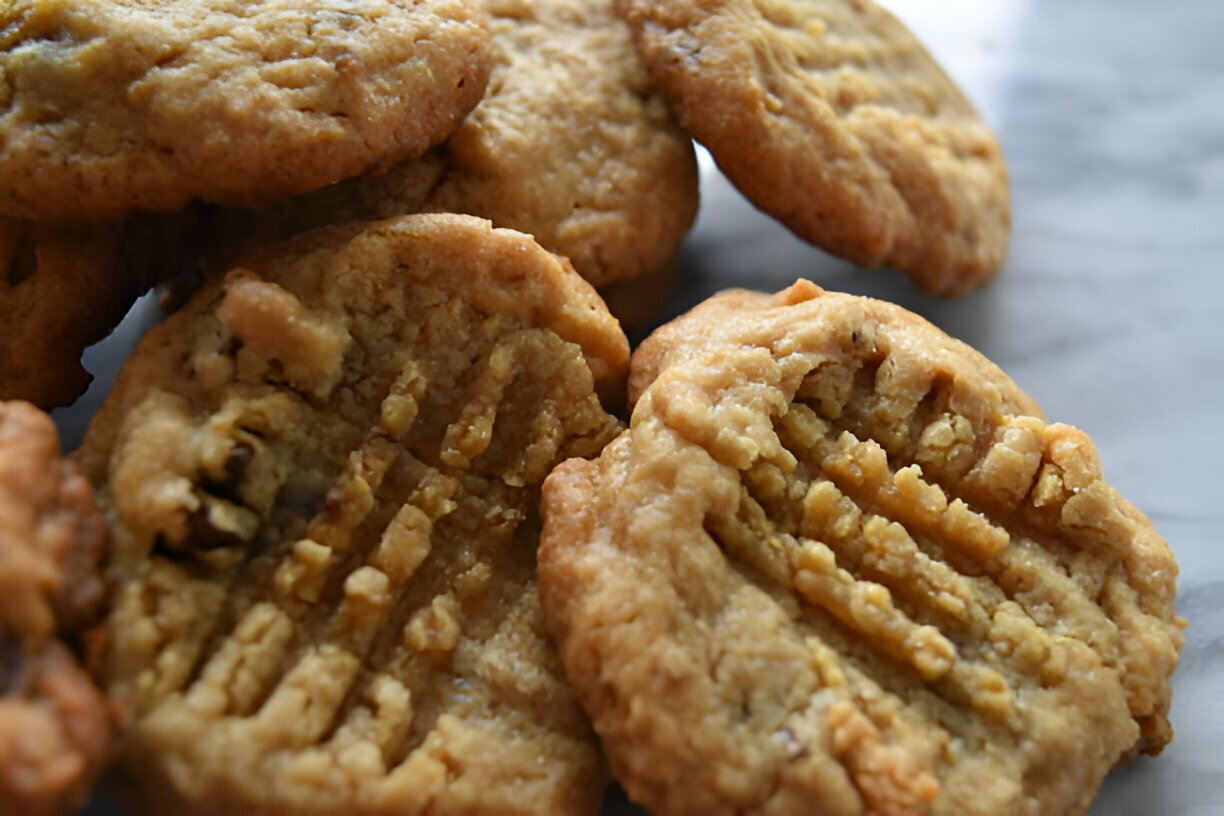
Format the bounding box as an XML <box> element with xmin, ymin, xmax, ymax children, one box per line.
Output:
<box><xmin>76</xmin><ymin>215</ymin><xmax>626</xmax><ymax>815</ymax></box>
<box><xmin>539</xmin><ymin>281</ymin><xmax>1183</xmax><ymax>816</ymax></box>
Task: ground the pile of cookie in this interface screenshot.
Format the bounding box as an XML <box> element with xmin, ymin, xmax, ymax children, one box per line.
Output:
<box><xmin>0</xmin><ymin>1</ymin><xmax>1183</xmax><ymax>815</ymax></box>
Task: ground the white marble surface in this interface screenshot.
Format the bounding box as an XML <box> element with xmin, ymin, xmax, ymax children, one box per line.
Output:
<box><xmin>70</xmin><ymin>1</ymin><xmax>1221</xmax><ymax>814</ymax></box>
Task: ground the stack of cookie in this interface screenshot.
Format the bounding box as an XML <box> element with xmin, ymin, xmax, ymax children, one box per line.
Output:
<box><xmin>0</xmin><ymin>0</ymin><xmax>1183</xmax><ymax>815</ymax></box>
<box><xmin>0</xmin><ymin>0</ymin><xmax>701</xmax><ymax>410</ymax></box>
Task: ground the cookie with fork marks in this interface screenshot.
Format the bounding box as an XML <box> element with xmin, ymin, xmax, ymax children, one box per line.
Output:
<box><xmin>76</xmin><ymin>214</ymin><xmax>626</xmax><ymax>814</ymax></box>
<box><xmin>540</xmin><ymin>280</ymin><xmax>1183</xmax><ymax>815</ymax></box>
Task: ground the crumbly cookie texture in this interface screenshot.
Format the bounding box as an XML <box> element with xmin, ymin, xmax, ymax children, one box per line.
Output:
<box><xmin>540</xmin><ymin>280</ymin><xmax>1184</xmax><ymax>816</ymax></box>
<box><xmin>0</xmin><ymin>400</ymin><xmax>112</xmax><ymax>816</ymax></box>
<box><xmin>0</xmin><ymin>0</ymin><xmax>491</xmax><ymax>221</ymax></box>
<box><xmin>0</xmin><ymin>209</ymin><xmax>202</xmax><ymax>408</ymax></box>
<box><xmin>77</xmin><ymin>214</ymin><xmax>626</xmax><ymax>815</ymax></box>
<box><xmin>209</xmin><ymin>0</ymin><xmax>698</xmax><ymax>292</ymax></box>
<box><xmin>616</xmin><ymin>0</ymin><xmax>1011</xmax><ymax>296</ymax></box>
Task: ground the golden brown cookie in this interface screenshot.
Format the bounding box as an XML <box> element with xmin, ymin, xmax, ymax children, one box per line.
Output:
<box><xmin>423</xmin><ymin>0</ymin><xmax>699</xmax><ymax>289</ymax></box>
<box><xmin>539</xmin><ymin>281</ymin><xmax>1184</xmax><ymax>815</ymax></box>
<box><xmin>76</xmin><ymin>214</ymin><xmax>626</xmax><ymax>815</ymax></box>
<box><xmin>616</xmin><ymin>0</ymin><xmax>1011</xmax><ymax>296</ymax></box>
<box><xmin>209</xmin><ymin>0</ymin><xmax>699</xmax><ymax>291</ymax></box>
<box><xmin>0</xmin><ymin>210</ymin><xmax>203</xmax><ymax>408</ymax></box>
<box><xmin>0</xmin><ymin>0</ymin><xmax>491</xmax><ymax>221</ymax></box>
<box><xmin>0</xmin><ymin>401</ymin><xmax>112</xmax><ymax>816</ymax></box>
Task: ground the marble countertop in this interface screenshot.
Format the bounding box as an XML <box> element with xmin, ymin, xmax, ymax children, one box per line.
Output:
<box><xmin>69</xmin><ymin>0</ymin><xmax>1220</xmax><ymax>813</ymax></box>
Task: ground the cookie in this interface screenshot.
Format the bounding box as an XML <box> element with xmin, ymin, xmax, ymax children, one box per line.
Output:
<box><xmin>423</xmin><ymin>0</ymin><xmax>699</xmax><ymax>289</ymax></box>
<box><xmin>0</xmin><ymin>401</ymin><xmax>112</xmax><ymax>816</ymax></box>
<box><xmin>539</xmin><ymin>280</ymin><xmax>1183</xmax><ymax>815</ymax></box>
<box><xmin>76</xmin><ymin>214</ymin><xmax>627</xmax><ymax>814</ymax></box>
<box><xmin>0</xmin><ymin>0</ymin><xmax>491</xmax><ymax>221</ymax></box>
<box><xmin>210</xmin><ymin>0</ymin><xmax>699</xmax><ymax>290</ymax></box>
<box><xmin>1</xmin><ymin>209</ymin><xmax>202</xmax><ymax>408</ymax></box>
<box><xmin>616</xmin><ymin>0</ymin><xmax>1011</xmax><ymax>296</ymax></box>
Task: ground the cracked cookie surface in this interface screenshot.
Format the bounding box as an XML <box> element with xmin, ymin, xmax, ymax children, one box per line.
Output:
<box><xmin>616</xmin><ymin>0</ymin><xmax>1010</xmax><ymax>295</ymax></box>
<box><xmin>539</xmin><ymin>281</ymin><xmax>1183</xmax><ymax>815</ymax></box>
<box><xmin>0</xmin><ymin>401</ymin><xmax>112</xmax><ymax>816</ymax></box>
<box><xmin>76</xmin><ymin>214</ymin><xmax>627</xmax><ymax>815</ymax></box>
<box><xmin>209</xmin><ymin>0</ymin><xmax>699</xmax><ymax>293</ymax></box>
<box><xmin>0</xmin><ymin>0</ymin><xmax>491</xmax><ymax>220</ymax></box>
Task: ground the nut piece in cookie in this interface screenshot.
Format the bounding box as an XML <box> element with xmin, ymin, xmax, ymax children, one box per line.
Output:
<box><xmin>0</xmin><ymin>0</ymin><xmax>492</xmax><ymax>221</ymax></box>
<box><xmin>0</xmin><ymin>401</ymin><xmax>112</xmax><ymax>816</ymax></box>
<box><xmin>539</xmin><ymin>280</ymin><xmax>1184</xmax><ymax>815</ymax></box>
<box><xmin>0</xmin><ymin>210</ymin><xmax>203</xmax><ymax>408</ymax></box>
<box><xmin>76</xmin><ymin>214</ymin><xmax>627</xmax><ymax>815</ymax></box>
<box><xmin>616</xmin><ymin>0</ymin><xmax>1011</xmax><ymax>295</ymax></box>
<box><xmin>209</xmin><ymin>0</ymin><xmax>699</xmax><ymax>297</ymax></box>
